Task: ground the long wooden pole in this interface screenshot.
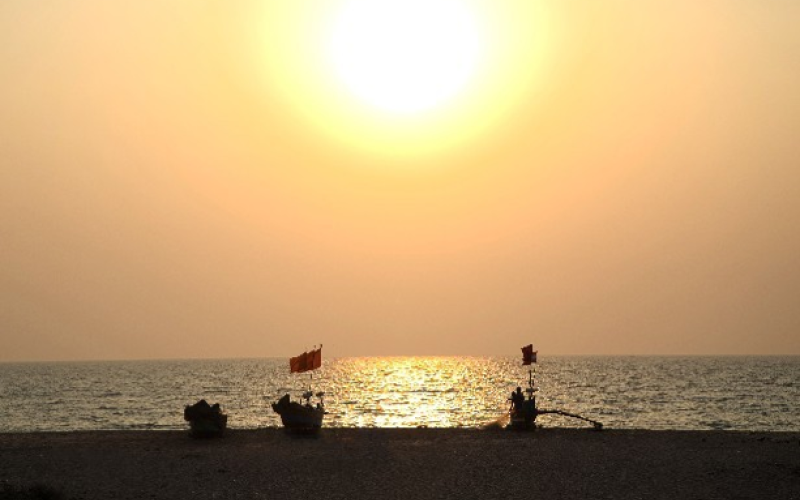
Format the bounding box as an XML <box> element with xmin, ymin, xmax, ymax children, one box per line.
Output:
<box><xmin>537</xmin><ymin>409</ymin><xmax>603</xmax><ymax>429</ymax></box>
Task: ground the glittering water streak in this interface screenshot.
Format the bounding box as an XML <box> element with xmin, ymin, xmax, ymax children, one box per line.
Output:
<box><xmin>0</xmin><ymin>357</ymin><xmax>797</xmax><ymax>432</ymax></box>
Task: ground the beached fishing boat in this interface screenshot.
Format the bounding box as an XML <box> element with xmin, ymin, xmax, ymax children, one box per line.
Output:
<box><xmin>272</xmin><ymin>392</ymin><xmax>325</xmax><ymax>432</ymax></box>
<box><xmin>184</xmin><ymin>399</ymin><xmax>228</xmax><ymax>437</ymax></box>
<box><xmin>272</xmin><ymin>345</ymin><xmax>326</xmax><ymax>433</ymax></box>
<box><xmin>508</xmin><ymin>345</ymin><xmax>602</xmax><ymax>431</ymax></box>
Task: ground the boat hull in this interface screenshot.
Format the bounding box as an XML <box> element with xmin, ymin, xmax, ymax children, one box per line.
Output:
<box><xmin>188</xmin><ymin>415</ymin><xmax>228</xmax><ymax>438</ymax></box>
<box><xmin>272</xmin><ymin>396</ymin><xmax>324</xmax><ymax>433</ymax></box>
<box><xmin>184</xmin><ymin>400</ymin><xmax>228</xmax><ymax>438</ymax></box>
<box><xmin>508</xmin><ymin>400</ymin><xmax>538</xmax><ymax>431</ymax></box>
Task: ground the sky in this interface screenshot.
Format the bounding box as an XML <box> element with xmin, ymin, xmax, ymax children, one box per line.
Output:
<box><xmin>1</xmin><ymin>0</ymin><xmax>799</xmax><ymax>361</ymax></box>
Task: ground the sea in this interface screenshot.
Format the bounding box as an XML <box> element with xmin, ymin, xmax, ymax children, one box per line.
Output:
<box><xmin>0</xmin><ymin>356</ymin><xmax>797</xmax><ymax>432</ymax></box>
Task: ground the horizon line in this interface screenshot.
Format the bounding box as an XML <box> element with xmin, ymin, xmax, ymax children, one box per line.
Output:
<box><xmin>2</xmin><ymin>353</ymin><xmax>799</xmax><ymax>364</ymax></box>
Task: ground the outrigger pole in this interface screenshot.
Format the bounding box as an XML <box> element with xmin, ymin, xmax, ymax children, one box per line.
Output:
<box><xmin>536</xmin><ymin>409</ymin><xmax>603</xmax><ymax>430</ymax></box>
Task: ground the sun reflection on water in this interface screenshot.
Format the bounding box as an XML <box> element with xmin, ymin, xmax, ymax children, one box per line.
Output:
<box><xmin>320</xmin><ymin>357</ymin><xmax>517</xmax><ymax>428</ymax></box>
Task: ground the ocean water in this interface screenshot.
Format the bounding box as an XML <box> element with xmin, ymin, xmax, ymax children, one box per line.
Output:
<box><xmin>0</xmin><ymin>357</ymin><xmax>797</xmax><ymax>432</ymax></box>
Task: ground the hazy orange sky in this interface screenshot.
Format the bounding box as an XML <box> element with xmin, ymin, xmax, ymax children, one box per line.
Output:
<box><xmin>2</xmin><ymin>0</ymin><xmax>798</xmax><ymax>361</ymax></box>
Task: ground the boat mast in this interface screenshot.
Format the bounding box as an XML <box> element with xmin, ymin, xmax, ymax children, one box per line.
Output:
<box><xmin>522</xmin><ymin>344</ymin><xmax>536</xmax><ymax>402</ymax></box>
<box><xmin>309</xmin><ymin>345</ymin><xmax>314</xmax><ymax>392</ymax></box>
<box><xmin>529</xmin><ymin>364</ymin><xmax>534</xmax><ymax>399</ymax></box>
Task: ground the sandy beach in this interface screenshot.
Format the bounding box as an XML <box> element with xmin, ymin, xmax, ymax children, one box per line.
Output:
<box><xmin>1</xmin><ymin>428</ymin><xmax>798</xmax><ymax>500</ymax></box>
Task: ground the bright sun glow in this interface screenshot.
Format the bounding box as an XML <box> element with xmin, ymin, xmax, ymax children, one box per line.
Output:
<box><xmin>328</xmin><ymin>0</ymin><xmax>482</xmax><ymax>115</ymax></box>
<box><xmin>253</xmin><ymin>1</ymin><xmax>546</xmax><ymax>159</ymax></box>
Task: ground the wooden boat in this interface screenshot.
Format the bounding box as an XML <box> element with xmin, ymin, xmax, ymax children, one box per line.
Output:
<box><xmin>508</xmin><ymin>345</ymin><xmax>602</xmax><ymax>431</ymax></box>
<box><xmin>184</xmin><ymin>399</ymin><xmax>228</xmax><ymax>438</ymax></box>
<box><xmin>273</xmin><ymin>345</ymin><xmax>326</xmax><ymax>433</ymax></box>
<box><xmin>272</xmin><ymin>392</ymin><xmax>325</xmax><ymax>433</ymax></box>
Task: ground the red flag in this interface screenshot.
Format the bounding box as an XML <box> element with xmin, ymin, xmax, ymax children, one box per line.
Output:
<box><xmin>522</xmin><ymin>344</ymin><xmax>537</xmax><ymax>365</ymax></box>
<box><xmin>289</xmin><ymin>345</ymin><xmax>323</xmax><ymax>373</ymax></box>
<box><xmin>290</xmin><ymin>352</ymin><xmax>308</xmax><ymax>373</ymax></box>
<box><xmin>309</xmin><ymin>345</ymin><xmax>322</xmax><ymax>370</ymax></box>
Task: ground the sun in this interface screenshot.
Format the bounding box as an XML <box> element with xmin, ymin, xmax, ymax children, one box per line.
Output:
<box><xmin>327</xmin><ymin>0</ymin><xmax>483</xmax><ymax>116</ymax></box>
<box><xmin>252</xmin><ymin>1</ymin><xmax>546</xmax><ymax>159</ymax></box>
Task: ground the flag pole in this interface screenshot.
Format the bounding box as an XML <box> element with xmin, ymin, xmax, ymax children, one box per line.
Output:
<box><xmin>528</xmin><ymin>365</ymin><xmax>532</xmax><ymax>399</ymax></box>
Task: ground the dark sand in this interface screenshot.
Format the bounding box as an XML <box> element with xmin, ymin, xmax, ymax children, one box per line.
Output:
<box><xmin>1</xmin><ymin>429</ymin><xmax>799</xmax><ymax>500</ymax></box>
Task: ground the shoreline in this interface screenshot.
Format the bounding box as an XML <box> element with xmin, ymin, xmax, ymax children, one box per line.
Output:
<box><xmin>2</xmin><ymin>429</ymin><xmax>799</xmax><ymax>499</ymax></box>
<box><xmin>3</xmin><ymin>426</ymin><xmax>800</xmax><ymax>435</ymax></box>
